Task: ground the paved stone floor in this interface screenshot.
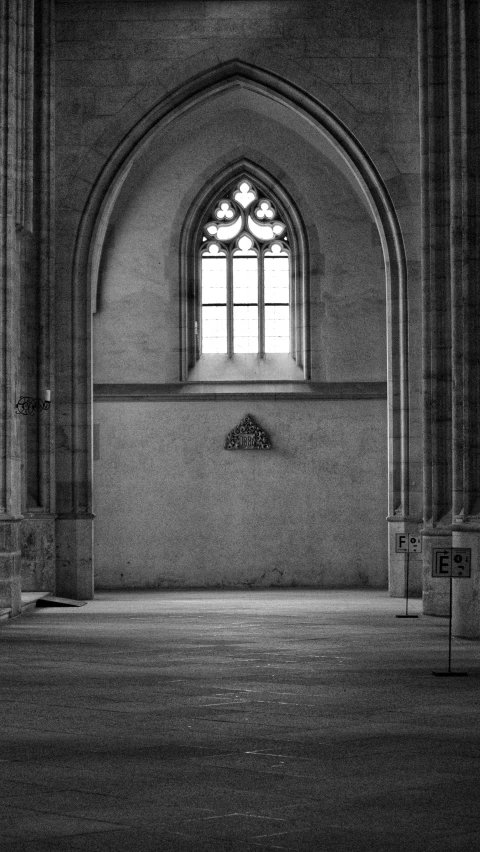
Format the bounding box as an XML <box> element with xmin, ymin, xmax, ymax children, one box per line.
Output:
<box><xmin>1</xmin><ymin>589</ymin><xmax>480</xmax><ymax>851</ymax></box>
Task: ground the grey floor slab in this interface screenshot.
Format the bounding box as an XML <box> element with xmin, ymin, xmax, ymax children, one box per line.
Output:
<box><xmin>1</xmin><ymin>589</ymin><xmax>479</xmax><ymax>851</ymax></box>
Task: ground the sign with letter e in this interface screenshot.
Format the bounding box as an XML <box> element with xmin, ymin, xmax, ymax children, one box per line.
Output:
<box><xmin>432</xmin><ymin>548</ymin><xmax>471</xmax><ymax>578</ymax></box>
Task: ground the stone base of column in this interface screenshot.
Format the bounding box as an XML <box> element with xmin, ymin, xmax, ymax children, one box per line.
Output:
<box><xmin>0</xmin><ymin>518</ymin><xmax>22</xmax><ymax>616</ymax></box>
<box><xmin>452</xmin><ymin>528</ymin><xmax>480</xmax><ymax>639</ymax></box>
<box><xmin>55</xmin><ymin>515</ymin><xmax>94</xmax><ymax>600</ymax></box>
<box><xmin>387</xmin><ymin>518</ymin><xmax>423</xmax><ymax>597</ymax></box>
<box><xmin>21</xmin><ymin>515</ymin><xmax>56</xmax><ymax>592</ymax></box>
<box><xmin>422</xmin><ymin>529</ymin><xmax>451</xmax><ymax>616</ymax></box>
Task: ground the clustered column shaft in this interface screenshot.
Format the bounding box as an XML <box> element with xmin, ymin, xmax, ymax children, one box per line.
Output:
<box><xmin>419</xmin><ymin>0</ymin><xmax>480</xmax><ymax>633</ymax></box>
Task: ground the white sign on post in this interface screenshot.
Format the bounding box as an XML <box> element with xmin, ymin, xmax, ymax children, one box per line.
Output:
<box><xmin>432</xmin><ymin>549</ymin><xmax>471</xmax><ymax>577</ymax></box>
<box><xmin>395</xmin><ymin>534</ymin><xmax>422</xmax><ymax>553</ymax></box>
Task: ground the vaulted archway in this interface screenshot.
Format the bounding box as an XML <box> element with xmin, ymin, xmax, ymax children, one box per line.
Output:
<box><xmin>68</xmin><ymin>61</ymin><xmax>409</xmax><ymax>595</ymax></box>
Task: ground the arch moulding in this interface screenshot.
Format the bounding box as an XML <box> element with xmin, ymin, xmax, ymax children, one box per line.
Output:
<box><xmin>71</xmin><ymin>60</ymin><xmax>410</xmax><ymax>596</ymax></box>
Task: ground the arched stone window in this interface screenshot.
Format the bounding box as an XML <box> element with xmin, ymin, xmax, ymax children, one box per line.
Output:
<box><xmin>183</xmin><ymin>172</ymin><xmax>309</xmax><ymax>382</ymax></box>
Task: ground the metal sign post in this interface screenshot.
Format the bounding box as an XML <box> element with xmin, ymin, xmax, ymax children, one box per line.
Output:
<box><xmin>431</xmin><ymin>548</ymin><xmax>471</xmax><ymax>677</ymax></box>
<box><xmin>395</xmin><ymin>534</ymin><xmax>421</xmax><ymax>618</ymax></box>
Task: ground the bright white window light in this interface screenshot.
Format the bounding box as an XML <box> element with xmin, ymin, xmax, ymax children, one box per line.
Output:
<box><xmin>200</xmin><ymin>179</ymin><xmax>291</xmax><ymax>358</ymax></box>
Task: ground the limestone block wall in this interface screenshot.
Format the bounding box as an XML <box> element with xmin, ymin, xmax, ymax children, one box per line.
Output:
<box><xmin>20</xmin><ymin>518</ymin><xmax>55</xmax><ymax>592</ymax></box>
<box><xmin>94</xmin><ymin>399</ymin><xmax>387</xmax><ymax>590</ymax></box>
<box><xmin>90</xmin><ymin>70</ymin><xmax>389</xmax><ymax>588</ymax></box>
<box><xmin>54</xmin><ymin>0</ymin><xmax>420</xmax><ymax>593</ymax></box>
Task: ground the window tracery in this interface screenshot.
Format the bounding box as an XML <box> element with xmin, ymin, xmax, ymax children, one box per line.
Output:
<box><xmin>199</xmin><ymin>179</ymin><xmax>291</xmax><ymax>357</ymax></box>
<box><xmin>182</xmin><ymin>169</ymin><xmax>309</xmax><ymax>382</ymax></box>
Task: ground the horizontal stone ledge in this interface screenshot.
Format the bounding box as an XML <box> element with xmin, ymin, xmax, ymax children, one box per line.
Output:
<box><xmin>386</xmin><ymin>516</ymin><xmax>423</xmax><ymax>523</ymax></box>
<box><xmin>421</xmin><ymin>526</ymin><xmax>480</xmax><ymax>535</ymax></box>
<box><xmin>21</xmin><ymin>512</ymin><xmax>56</xmax><ymax>520</ymax></box>
<box><xmin>56</xmin><ymin>513</ymin><xmax>95</xmax><ymax>521</ymax></box>
<box><xmin>420</xmin><ymin>528</ymin><xmax>455</xmax><ymax>537</ymax></box>
<box><xmin>451</xmin><ymin>524</ymin><xmax>480</xmax><ymax>533</ymax></box>
<box><xmin>93</xmin><ymin>381</ymin><xmax>388</xmax><ymax>402</ymax></box>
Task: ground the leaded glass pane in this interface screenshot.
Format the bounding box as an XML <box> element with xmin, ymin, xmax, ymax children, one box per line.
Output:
<box><xmin>234</xmin><ymin>306</ymin><xmax>258</xmax><ymax>353</ymax></box>
<box><xmin>199</xmin><ymin>177</ymin><xmax>293</xmax><ymax>363</ymax></box>
<box><xmin>265</xmin><ymin>305</ymin><xmax>289</xmax><ymax>353</ymax></box>
<box><xmin>255</xmin><ymin>200</ymin><xmax>275</xmax><ymax>220</ymax></box>
<box><xmin>202</xmin><ymin>306</ymin><xmax>227</xmax><ymax>353</ymax></box>
<box><xmin>216</xmin><ymin>216</ymin><xmax>242</xmax><ymax>241</ymax></box>
<box><xmin>247</xmin><ymin>215</ymin><xmax>276</xmax><ymax>242</ymax></box>
<box><xmin>264</xmin><ymin>256</ymin><xmax>289</xmax><ymax>304</ymax></box>
<box><xmin>215</xmin><ymin>200</ymin><xmax>235</xmax><ymax>220</ymax></box>
<box><xmin>201</xmin><ymin>256</ymin><xmax>227</xmax><ymax>304</ymax></box>
<box><xmin>234</xmin><ymin>234</ymin><xmax>256</xmax><ymax>254</ymax></box>
<box><xmin>234</xmin><ymin>181</ymin><xmax>256</xmax><ymax>209</ymax></box>
<box><xmin>233</xmin><ymin>257</ymin><xmax>258</xmax><ymax>304</ymax></box>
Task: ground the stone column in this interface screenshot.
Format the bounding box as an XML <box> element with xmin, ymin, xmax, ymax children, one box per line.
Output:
<box><xmin>0</xmin><ymin>1</ymin><xmax>28</xmax><ymax>616</ymax></box>
<box><xmin>451</xmin><ymin>527</ymin><xmax>480</xmax><ymax>638</ymax></box>
<box><xmin>418</xmin><ymin>0</ymin><xmax>480</xmax><ymax>635</ymax></box>
<box><xmin>1</xmin><ymin>1</ymin><xmax>56</xmax><ymax>614</ymax></box>
<box><xmin>54</xmin><ymin>251</ymin><xmax>94</xmax><ymax>599</ymax></box>
<box><xmin>54</xmin><ymin>11</ymin><xmax>94</xmax><ymax>601</ymax></box>
<box><xmin>386</xmin><ymin>151</ymin><xmax>421</xmax><ymax>599</ymax></box>
<box><xmin>20</xmin><ymin>0</ymin><xmax>56</xmax><ymax>594</ymax></box>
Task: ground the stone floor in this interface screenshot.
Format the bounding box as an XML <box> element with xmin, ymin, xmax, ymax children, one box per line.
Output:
<box><xmin>1</xmin><ymin>589</ymin><xmax>479</xmax><ymax>851</ymax></box>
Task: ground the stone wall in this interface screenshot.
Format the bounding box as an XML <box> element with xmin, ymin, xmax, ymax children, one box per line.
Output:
<box><xmin>21</xmin><ymin>517</ymin><xmax>55</xmax><ymax>591</ymax></box>
<box><xmin>90</xmin><ymin>61</ymin><xmax>390</xmax><ymax>588</ymax></box>
<box><xmin>92</xmin><ymin>87</ymin><xmax>386</xmax><ymax>386</ymax></box>
<box><xmin>55</xmin><ymin>0</ymin><xmax>420</xmax><ymax>592</ymax></box>
<box><xmin>94</xmin><ymin>399</ymin><xmax>388</xmax><ymax>590</ymax></box>
<box><xmin>2</xmin><ymin>1</ymin><xmax>480</xmax><ymax>630</ymax></box>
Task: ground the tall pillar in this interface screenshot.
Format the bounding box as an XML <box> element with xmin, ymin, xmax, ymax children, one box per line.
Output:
<box><xmin>386</xmin><ymin>124</ymin><xmax>421</xmax><ymax>599</ymax></box>
<box><xmin>54</xmin><ymin>14</ymin><xmax>94</xmax><ymax>601</ymax></box>
<box><xmin>20</xmin><ymin>0</ymin><xmax>56</xmax><ymax>594</ymax></box>
<box><xmin>1</xmin><ymin>1</ymin><xmax>56</xmax><ymax>615</ymax></box>
<box><xmin>55</xmin><ymin>236</ymin><xmax>94</xmax><ymax>598</ymax></box>
<box><xmin>0</xmin><ymin>2</ymin><xmax>27</xmax><ymax>615</ymax></box>
<box><xmin>418</xmin><ymin>0</ymin><xmax>480</xmax><ymax>635</ymax></box>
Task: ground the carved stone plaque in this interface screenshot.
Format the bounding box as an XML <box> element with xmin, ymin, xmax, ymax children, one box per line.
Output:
<box><xmin>225</xmin><ymin>414</ymin><xmax>271</xmax><ymax>450</ymax></box>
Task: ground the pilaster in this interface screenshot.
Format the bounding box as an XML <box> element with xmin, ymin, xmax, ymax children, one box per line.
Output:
<box><xmin>55</xmin><ymin>514</ymin><xmax>94</xmax><ymax>600</ymax></box>
<box><xmin>418</xmin><ymin>0</ymin><xmax>480</xmax><ymax>634</ymax></box>
<box><xmin>21</xmin><ymin>514</ymin><xmax>55</xmax><ymax>591</ymax></box>
<box><xmin>421</xmin><ymin>529</ymin><xmax>451</xmax><ymax>616</ymax></box>
<box><xmin>1</xmin><ymin>1</ymin><xmax>56</xmax><ymax>613</ymax></box>
<box><xmin>451</xmin><ymin>527</ymin><xmax>480</xmax><ymax>638</ymax></box>
<box><xmin>54</xmin><ymin>14</ymin><xmax>94</xmax><ymax>598</ymax></box>
<box><xmin>0</xmin><ymin>2</ymin><xmax>27</xmax><ymax>612</ymax></box>
<box><xmin>0</xmin><ymin>518</ymin><xmax>22</xmax><ymax>615</ymax></box>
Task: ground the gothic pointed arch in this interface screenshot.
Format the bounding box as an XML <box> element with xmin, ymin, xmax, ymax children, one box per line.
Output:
<box><xmin>77</xmin><ymin>61</ymin><xmax>407</xmax><ymax>507</ymax></box>
<box><xmin>70</xmin><ymin>59</ymin><xmax>409</xmax><ymax>595</ymax></box>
